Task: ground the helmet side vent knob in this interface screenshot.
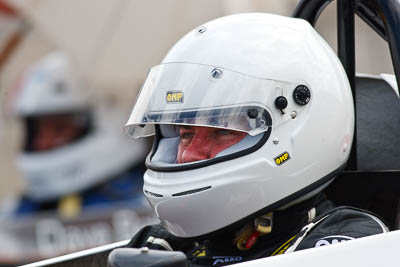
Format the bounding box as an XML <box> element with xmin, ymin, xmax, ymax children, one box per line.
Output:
<box><xmin>197</xmin><ymin>25</ymin><xmax>207</xmax><ymax>34</ymax></box>
<box><xmin>274</xmin><ymin>96</ymin><xmax>288</xmax><ymax>114</ymax></box>
<box><xmin>293</xmin><ymin>85</ymin><xmax>311</xmax><ymax>105</ymax></box>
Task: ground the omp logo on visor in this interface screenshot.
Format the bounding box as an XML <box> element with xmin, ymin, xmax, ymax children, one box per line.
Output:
<box><xmin>274</xmin><ymin>152</ymin><xmax>290</xmax><ymax>166</ymax></box>
<box><xmin>166</xmin><ymin>91</ymin><xmax>184</xmax><ymax>103</ymax></box>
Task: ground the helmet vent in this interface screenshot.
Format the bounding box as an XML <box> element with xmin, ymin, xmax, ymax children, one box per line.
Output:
<box><xmin>172</xmin><ymin>186</ymin><xmax>212</xmax><ymax>197</ymax></box>
<box><xmin>144</xmin><ymin>190</ymin><xmax>163</xmax><ymax>198</ymax></box>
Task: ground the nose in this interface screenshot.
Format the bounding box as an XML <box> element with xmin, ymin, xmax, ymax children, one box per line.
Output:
<box><xmin>34</xmin><ymin>124</ymin><xmax>56</xmax><ymax>151</ymax></box>
<box><xmin>180</xmin><ymin>128</ymin><xmax>214</xmax><ymax>163</ymax></box>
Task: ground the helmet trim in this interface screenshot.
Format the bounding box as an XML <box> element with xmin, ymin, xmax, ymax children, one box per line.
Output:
<box><xmin>145</xmin><ymin>124</ymin><xmax>272</xmax><ymax>172</ymax></box>
<box><xmin>23</xmin><ymin>108</ymin><xmax>92</xmax><ymax>152</ymax></box>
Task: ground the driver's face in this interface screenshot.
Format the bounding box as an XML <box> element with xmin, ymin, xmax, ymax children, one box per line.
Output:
<box><xmin>177</xmin><ymin>126</ymin><xmax>246</xmax><ymax>164</ymax></box>
<box><xmin>33</xmin><ymin>114</ymin><xmax>83</xmax><ymax>151</ymax></box>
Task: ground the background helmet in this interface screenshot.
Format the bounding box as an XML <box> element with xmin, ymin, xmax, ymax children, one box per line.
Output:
<box><xmin>125</xmin><ymin>13</ymin><xmax>354</xmax><ymax>238</ymax></box>
<box><xmin>13</xmin><ymin>51</ymin><xmax>149</xmax><ymax>201</ymax></box>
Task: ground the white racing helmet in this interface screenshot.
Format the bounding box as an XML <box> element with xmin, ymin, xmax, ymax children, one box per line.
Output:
<box><xmin>125</xmin><ymin>13</ymin><xmax>354</xmax><ymax>238</ymax></box>
<box><xmin>13</xmin><ymin>51</ymin><xmax>149</xmax><ymax>201</ymax></box>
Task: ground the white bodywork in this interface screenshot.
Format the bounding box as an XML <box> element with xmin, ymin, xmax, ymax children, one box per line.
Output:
<box><xmin>19</xmin><ymin>229</ymin><xmax>400</xmax><ymax>266</ymax></box>
<box><xmin>233</xmin><ymin>230</ymin><xmax>397</xmax><ymax>267</ymax></box>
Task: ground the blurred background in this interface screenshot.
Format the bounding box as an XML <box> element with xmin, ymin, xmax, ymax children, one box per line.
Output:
<box><xmin>0</xmin><ymin>0</ymin><xmax>394</xmax><ymax>265</ymax></box>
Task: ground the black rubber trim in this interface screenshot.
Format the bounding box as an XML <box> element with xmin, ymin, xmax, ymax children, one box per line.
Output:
<box><xmin>144</xmin><ymin>190</ymin><xmax>163</xmax><ymax>198</ymax></box>
<box><xmin>172</xmin><ymin>163</ymin><xmax>346</xmax><ymax>241</ymax></box>
<box><xmin>145</xmin><ymin>125</ymin><xmax>272</xmax><ymax>172</ymax></box>
<box><xmin>146</xmin><ymin>124</ymin><xmax>162</xmax><ymax>165</ymax></box>
<box><xmin>23</xmin><ymin>108</ymin><xmax>93</xmax><ymax>152</ymax></box>
<box><xmin>172</xmin><ymin>186</ymin><xmax>212</xmax><ymax>197</ymax></box>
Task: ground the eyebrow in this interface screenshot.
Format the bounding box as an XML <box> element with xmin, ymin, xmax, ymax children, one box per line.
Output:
<box><xmin>180</xmin><ymin>125</ymin><xmax>192</xmax><ymax>130</ymax></box>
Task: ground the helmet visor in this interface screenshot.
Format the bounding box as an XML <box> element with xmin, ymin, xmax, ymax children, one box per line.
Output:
<box><xmin>23</xmin><ymin>111</ymin><xmax>91</xmax><ymax>152</ymax></box>
<box><xmin>125</xmin><ymin>63</ymin><xmax>296</xmax><ymax>137</ymax></box>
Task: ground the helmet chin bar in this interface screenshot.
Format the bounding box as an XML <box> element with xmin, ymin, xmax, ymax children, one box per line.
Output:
<box><xmin>161</xmin><ymin>165</ymin><xmax>344</xmax><ymax>241</ymax></box>
<box><xmin>221</xmin><ymin>165</ymin><xmax>343</xmax><ymax>239</ymax></box>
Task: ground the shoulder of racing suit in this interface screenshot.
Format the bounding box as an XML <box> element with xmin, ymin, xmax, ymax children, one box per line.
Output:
<box><xmin>283</xmin><ymin>206</ymin><xmax>389</xmax><ymax>253</ymax></box>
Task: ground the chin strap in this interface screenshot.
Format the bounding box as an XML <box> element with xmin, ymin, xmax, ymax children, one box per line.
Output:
<box><xmin>234</xmin><ymin>207</ymin><xmax>317</xmax><ymax>251</ymax></box>
<box><xmin>235</xmin><ymin>212</ymin><xmax>273</xmax><ymax>250</ymax></box>
<box><xmin>58</xmin><ymin>194</ymin><xmax>82</xmax><ymax>218</ymax></box>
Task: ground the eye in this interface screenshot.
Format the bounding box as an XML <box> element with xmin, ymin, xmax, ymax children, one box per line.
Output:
<box><xmin>217</xmin><ymin>129</ymin><xmax>231</xmax><ymax>136</ymax></box>
<box><xmin>181</xmin><ymin>132</ymin><xmax>194</xmax><ymax>139</ymax></box>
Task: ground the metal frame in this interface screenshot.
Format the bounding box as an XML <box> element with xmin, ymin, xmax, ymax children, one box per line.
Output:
<box><xmin>337</xmin><ymin>0</ymin><xmax>357</xmax><ymax>170</ymax></box>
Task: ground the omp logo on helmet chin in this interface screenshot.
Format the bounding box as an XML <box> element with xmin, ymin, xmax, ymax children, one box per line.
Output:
<box><xmin>212</xmin><ymin>256</ymin><xmax>243</xmax><ymax>265</ymax></box>
<box><xmin>315</xmin><ymin>235</ymin><xmax>354</xmax><ymax>247</ymax></box>
<box><xmin>166</xmin><ymin>91</ymin><xmax>183</xmax><ymax>103</ymax></box>
<box><xmin>274</xmin><ymin>152</ymin><xmax>290</xmax><ymax>166</ymax></box>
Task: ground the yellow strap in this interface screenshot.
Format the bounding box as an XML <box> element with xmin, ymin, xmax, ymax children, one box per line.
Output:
<box><xmin>58</xmin><ymin>194</ymin><xmax>82</xmax><ymax>218</ymax></box>
<box><xmin>192</xmin><ymin>246</ymin><xmax>207</xmax><ymax>257</ymax></box>
<box><xmin>271</xmin><ymin>235</ymin><xmax>297</xmax><ymax>256</ymax></box>
<box><xmin>255</xmin><ymin>212</ymin><xmax>273</xmax><ymax>234</ymax></box>
<box><xmin>235</xmin><ymin>223</ymin><xmax>254</xmax><ymax>251</ymax></box>
<box><xmin>197</xmin><ymin>250</ymin><xmax>206</xmax><ymax>257</ymax></box>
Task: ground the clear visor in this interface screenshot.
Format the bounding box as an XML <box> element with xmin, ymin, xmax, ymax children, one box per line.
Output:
<box><xmin>125</xmin><ymin>63</ymin><xmax>296</xmax><ymax>137</ymax></box>
<box><xmin>24</xmin><ymin>111</ymin><xmax>91</xmax><ymax>152</ymax></box>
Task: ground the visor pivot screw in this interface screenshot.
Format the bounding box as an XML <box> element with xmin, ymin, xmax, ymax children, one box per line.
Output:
<box><xmin>55</xmin><ymin>82</ymin><xmax>66</xmax><ymax>94</ymax></box>
<box><xmin>291</xmin><ymin>111</ymin><xmax>297</xmax><ymax>119</ymax></box>
<box><xmin>247</xmin><ymin>108</ymin><xmax>259</xmax><ymax>119</ymax></box>
<box><xmin>273</xmin><ymin>138</ymin><xmax>279</xmax><ymax>145</ymax></box>
<box><xmin>211</xmin><ymin>68</ymin><xmax>223</xmax><ymax>79</ymax></box>
<box><xmin>275</xmin><ymin>96</ymin><xmax>288</xmax><ymax>114</ymax></box>
<box><xmin>197</xmin><ymin>25</ymin><xmax>207</xmax><ymax>34</ymax></box>
<box><xmin>343</xmin><ymin>144</ymin><xmax>348</xmax><ymax>152</ymax></box>
<box><xmin>293</xmin><ymin>85</ymin><xmax>311</xmax><ymax>105</ymax></box>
